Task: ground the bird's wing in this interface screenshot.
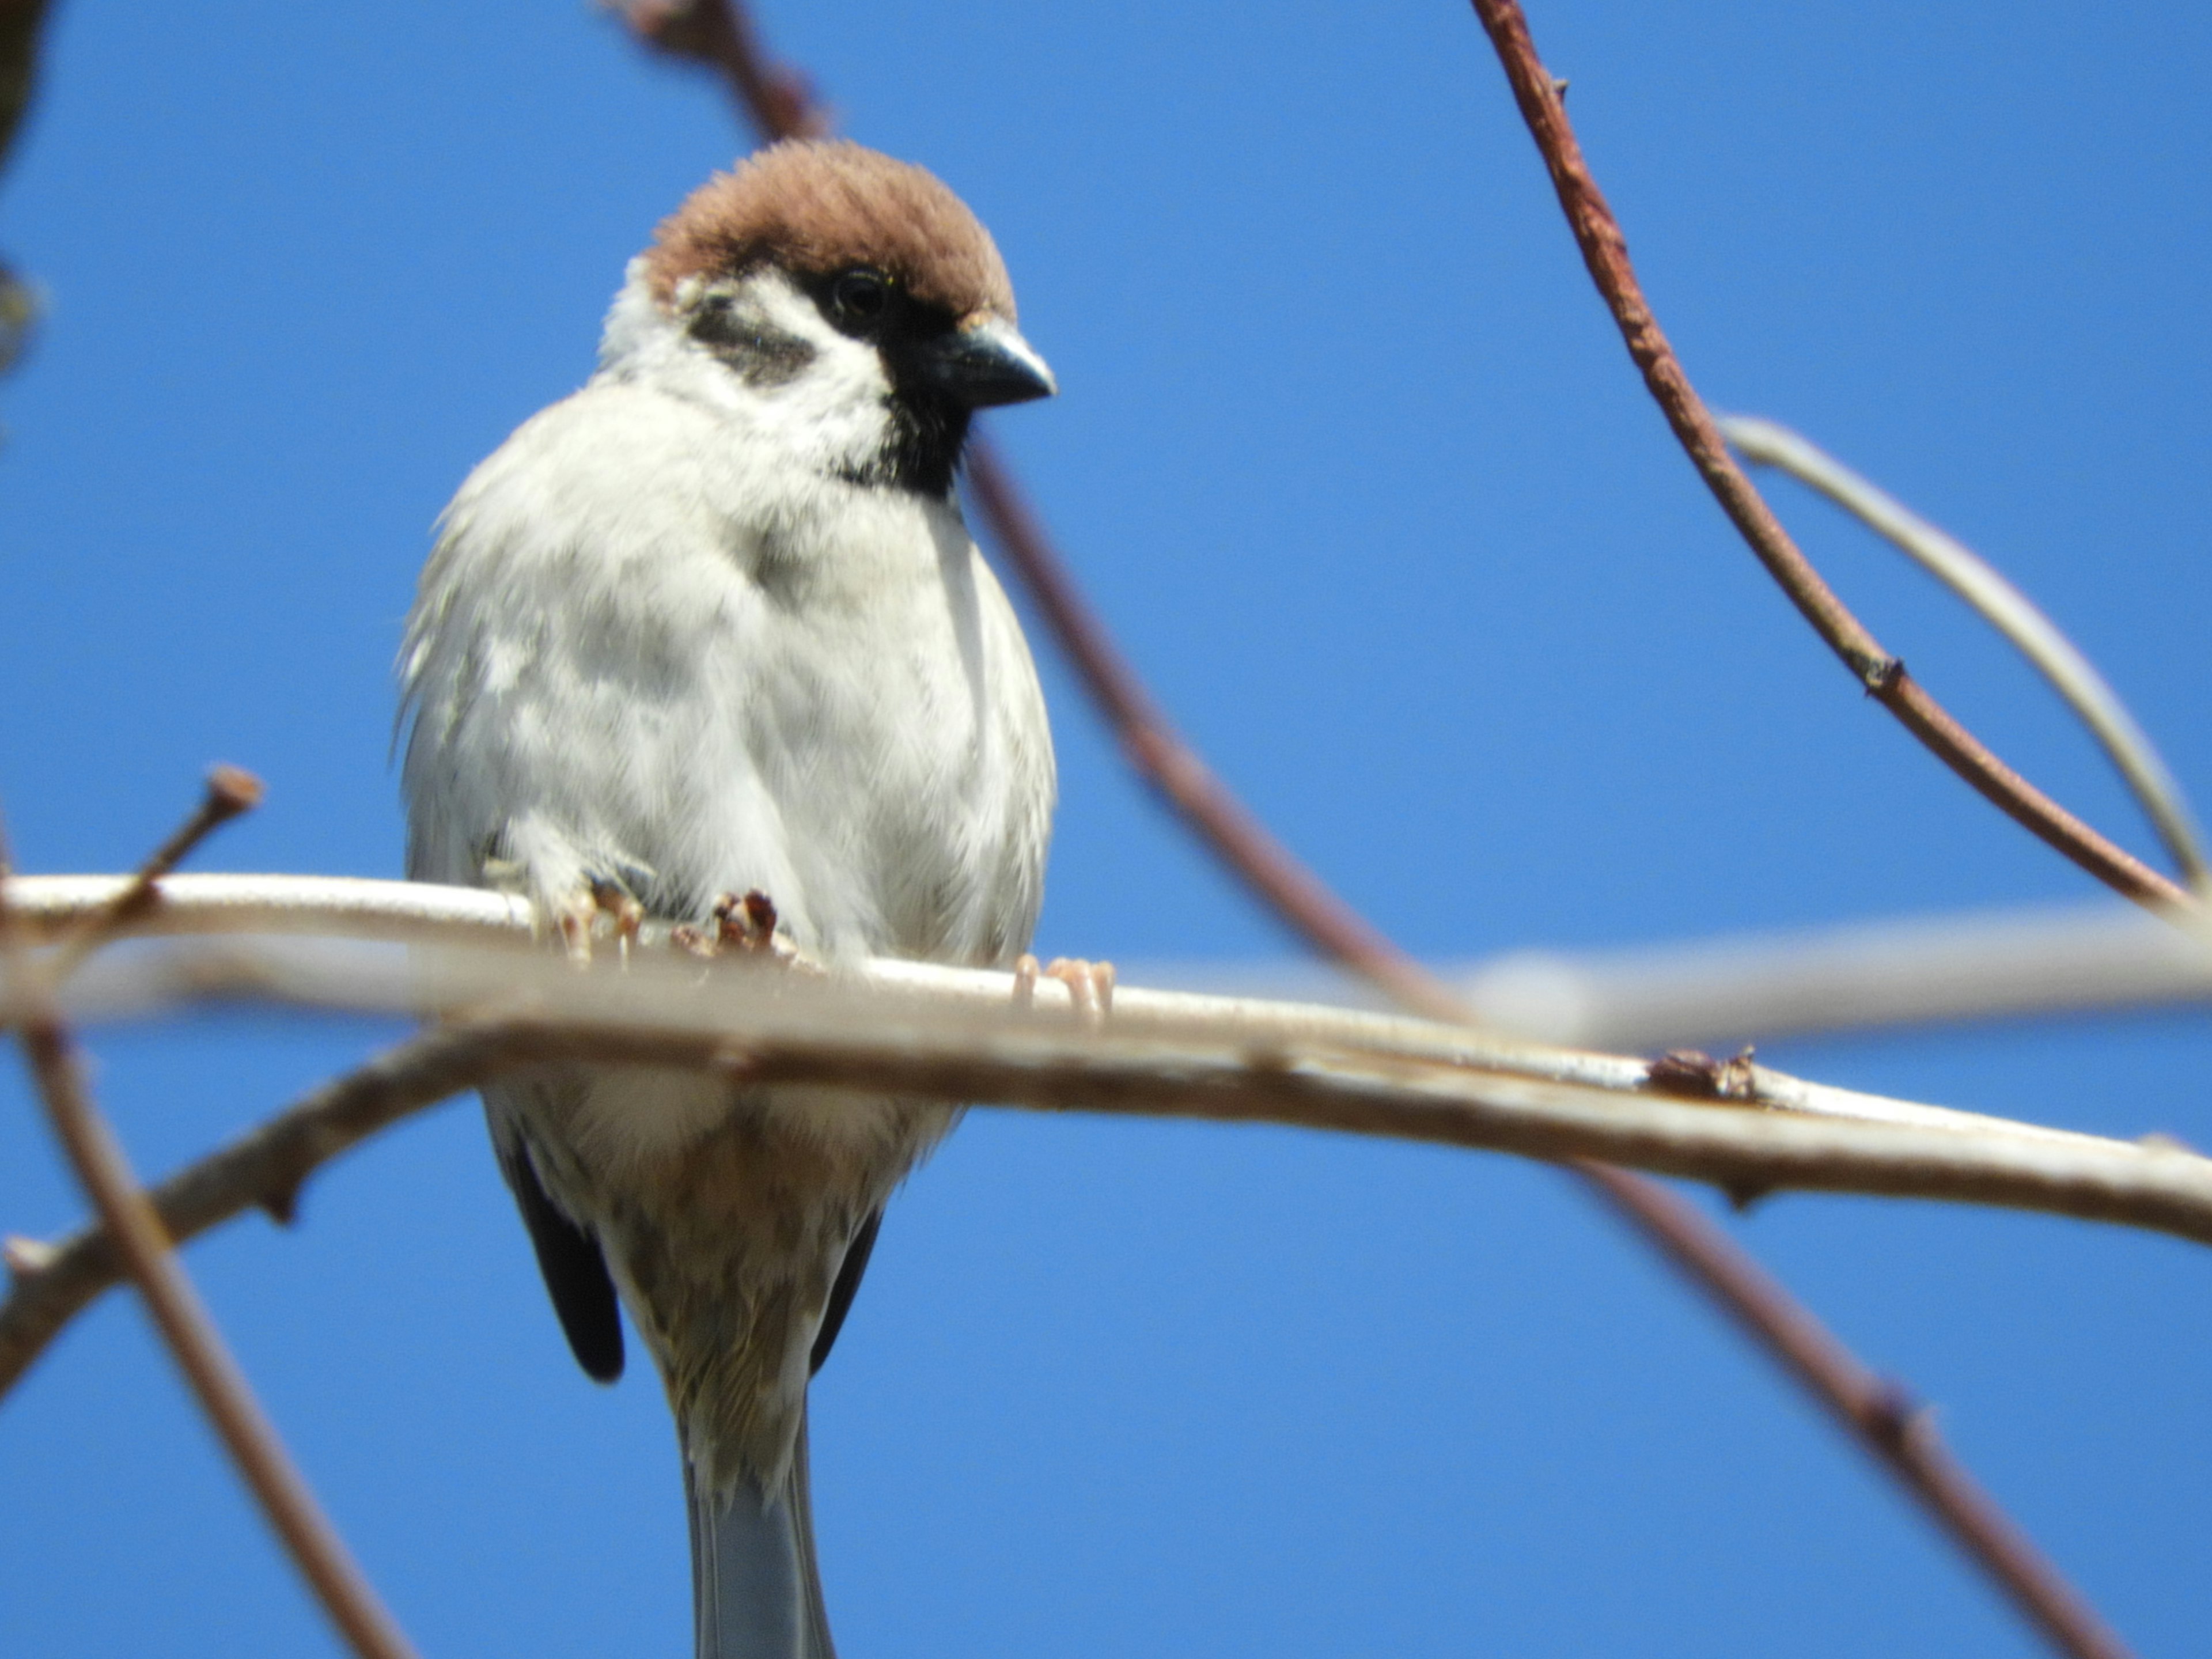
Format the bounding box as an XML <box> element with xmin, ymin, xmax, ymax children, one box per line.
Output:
<box><xmin>808</xmin><ymin>1207</ymin><xmax>883</xmax><ymax>1376</ymax></box>
<box><xmin>491</xmin><ymin>1104</ymin><xmax>626</xmax><ymax>1383</ymax></box>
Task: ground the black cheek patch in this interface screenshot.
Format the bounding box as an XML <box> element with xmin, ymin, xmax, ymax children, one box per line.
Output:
<box><xmin>687</xmin><ymin>300</ymin><xmax>819</xmax><ymax>389</ymax></box>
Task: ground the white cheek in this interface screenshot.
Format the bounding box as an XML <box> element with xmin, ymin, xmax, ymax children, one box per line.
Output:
<box><xmin>597</xmin><ymin>264</ymin><xmax>895</xmax><ymax>481</ymax></box>
<box><xmin>743</xmin><ymin>279</ymin><xmax>894</xmax><ymax>463</ymax></box>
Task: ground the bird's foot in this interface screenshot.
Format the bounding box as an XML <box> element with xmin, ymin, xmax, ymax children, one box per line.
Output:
<box><xmin>556</xmin><ymin>873</ymin><xmax>646</xmax><ymax>967</ymax></box>
<box><xmin>1013</xmin><ymin>954</ymin><xmax>1116</xmax><ymax>1029</ymax></box>
<box><xmin>672</xmin><ymin>889</ymin><xmax>821</xmax><ymax>974</ymax></box>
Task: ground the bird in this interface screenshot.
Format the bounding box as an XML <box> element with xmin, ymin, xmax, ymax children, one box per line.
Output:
<box><xmin>397</xmin><ymin>139</ymin><xmax>1059</xmax><ymax>1658</ymax></box>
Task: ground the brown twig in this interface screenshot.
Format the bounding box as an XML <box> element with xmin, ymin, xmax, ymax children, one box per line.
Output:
<box><xmin>44</xmin><ymin>765</ymin><xmax>263</xmax><ymax>982</ymax></box>
<box><xmin>1466</xmin><ymin>6</ymin><xmax>2143</xmax><ymax>1654</ymax></box>
<box><xmin>0</xmin><ymin>0</ymin><xmax>53</xmax><ymax>171</ymax></box>
<box><xmin>962</xmin><ymin>446</ymin><xmax>1456</xmax><ymax>1016</ymax></box>
<box><xmin>0</xmin><ymin>1023</ymin><xmax>499</xmax><ymax>1396</ymax></box>
<box><xmin>0</xmin><ymin>793</ymin><xmax>420</xmax><ymax>1659</ymax></box>
<box><xmin>0</xmin><ymin>0</ymin><xmax>51</xmax><ymax>376</ymax></box>
<box><xmin>621</xmin><ymin>0</ymin><xmax>827</xmax><ymax>141</ymax></box>
<box><xmin>1465</xmin><ymin>0</ymin><xmax>2185</xmax><ymax>916</ymax></box>
<box><xmin>1584</xmin><ymin>1161</ymin><xmax>2133</xmax><ymax>1659</ymax></box>
<box><xmin>608</xmin><ymin>7</ymin><xmax>2136</xmax><ymax>1656</ymax></box>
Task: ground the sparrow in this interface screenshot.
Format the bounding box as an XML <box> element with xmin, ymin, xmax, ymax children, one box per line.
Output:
<box><xmin>397</xmin><ymin>139</ymin><xmax>1058</xmax><ymax>1658</ymax></box>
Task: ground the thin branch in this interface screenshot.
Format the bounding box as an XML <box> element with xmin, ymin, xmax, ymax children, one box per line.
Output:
<box><xmin>1724</xmin><ymin>416</ymin><xmax>2208</xmax><ymax>891</ymax></box>
<box><xmin>0</xmin><ymin>0</ymin><xmax>52</xmax><ymax>171</ymax></box>
<box><xmin>0</xmin><ymin>806</ymin><xmax>419</xmax><ymax>1659</ymax></box>
<box><xmin>1583</xmin><ymin>1163</ymin><xmax>2137</xmax><ymax>1659</ymax></box>
<box><xmin>44</xmin><ymin>766</ymin><xmax>264</xmax><ymax>982</ymax></box>
<box><xmin>1466</xmin><ymin>0</ymin><xmax>2187</xmax><ymax>919</ymax></box>
<box><xmin>4</xmin><ymin>1025</ymin><xmax>422</xmax><ymax>1659</ymax></box>
<box><xmin>22</xmin><ymin>872</ymin><xmax>2212</xmax><ymax>1067</ymax></box>
<box><xmin>1459</xmin><ymin>900</ymin><xmax>2212</xmax><ymax>1051</ymax></box>
<box><xmin>1</xmin><ymin>1023</ymin><xmax>497</xmax><ymax>1396</ymax></box>
<box><xmin>1463</xmin><ymin>12</ymin><xmax>2158</xmax><ymax>1654</ymax></box>
<box><xmin>622</xmin><ymin>0</ymin><xmax>827</xmax><ymax>142</ymax></box>
<box><xmin>0</xmin><ymin>874</ymin><xmax>2152</xmax><ymax>1154</ymax></box>
<box><xmin>961</xmin><ymin>448</ymin><xmax>1457</xmax><ymax>1015</ymax></box>
<box><xmin>9</xmin><ymin>969</ymin><xmax>2212</xmax><ymax>1410</ymax></box>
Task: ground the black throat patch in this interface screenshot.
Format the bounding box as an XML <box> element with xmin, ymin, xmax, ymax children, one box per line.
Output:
<box><xmin>834</xmin><ymin>391</ymin><xmax>970</xmax><ymax>499</ymax></box>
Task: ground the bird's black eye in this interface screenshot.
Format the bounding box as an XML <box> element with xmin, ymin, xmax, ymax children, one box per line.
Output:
<box><xmin>827</xmin><ymin>268</ymin><xmax>893</xmax><ymax>332</ymax></box>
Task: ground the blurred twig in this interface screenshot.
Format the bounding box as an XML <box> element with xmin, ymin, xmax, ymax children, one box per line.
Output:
<box><xmin>621</xmin><ymin>0</ymin><xmax>826</xmax><ymax>141</ymax></box>
<box><xmin>0</xmin><ymin>266</ymin><xmax>32</xmax><ymax>377</ymax></box>
<box><xmin>1461</xmin><ymin>900</ymin><xmax>2212</xmax><ymax>1051</ymax></box>
<box><xmin>1589</xmin><ymin>1166</ymin><xmax>2137</xmax><ymax>1659</ymax></box>
<box><xmin>0</xmin><ymin>0</ymin><xmax>50</xmax><ymax>166</ymax></box>
<box><xmin>0</xmin><ymin>0</ymin><xmax>51</xmax><ymax>375</ymax></box>
<box><xmin>962</xmin><ymin>452</ymin><xmax>1450</xmax><ymax>1010</ymax></box>
<box><xmin>2</xmin><ymin>1022</ymin><xmax>497</xmax><ymax>1398</ymax></box>
<box><xmin>0</xmin><ymin>786</ymin><xmax>419</xmax><ymax>1659</ymax></box>
<box><xmin>18</xmin><ymin>872</ymin><xmax>2212</xmax><ymax>1058</ymax></box>
<box><xmin>1724</xmin><ymin>415</ymin><xmax>2209</xmax><ymax>891</ymax></box>
<box><xmin>43</xmin><ymin>765</ymin><xmax>263</xmax><ymax>981</ymax></box>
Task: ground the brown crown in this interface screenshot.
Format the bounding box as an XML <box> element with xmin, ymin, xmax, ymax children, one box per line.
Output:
<box><xmin>643</xmin><ymin>140</ymin><xmax>1017</xmax><ymax>324</ymax></box>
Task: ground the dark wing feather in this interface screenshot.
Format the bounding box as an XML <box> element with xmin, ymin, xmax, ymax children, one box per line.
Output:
<box><xmin>809</xmin><ymin>1207</ymin><xmax>883</xmax><ymax>1376</ymax></box>
<box><xmin>499</xmin><ymin>1131</ymin><xmax>625</xmax><ymax>1383</ymax></box>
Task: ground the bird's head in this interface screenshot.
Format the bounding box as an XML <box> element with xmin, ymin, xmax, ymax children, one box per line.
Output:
<box><xmin>608</xmin><ymin>139</ymin><xmax>1054</xmax><ymax>498</ymax></box>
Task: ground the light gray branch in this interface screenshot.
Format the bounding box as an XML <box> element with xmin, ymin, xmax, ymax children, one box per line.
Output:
<box><xmin>1459</xmin><ymin>901</ymin><xmax>2212</xmax><ymax>1050</ymax></box>
<box><xmin>1724</xmin><ymin>414</ymin><xmax>2208</xmax><ymax>891</ymax></box>
<box><xmin>5</xmin><ymin>874</ymin><xmax>2211</xmax><ymax>1404</ymax></box>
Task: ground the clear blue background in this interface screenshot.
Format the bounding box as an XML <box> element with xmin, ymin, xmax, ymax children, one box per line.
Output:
<box><xmin>3</xmin><ymin>2</ymin><xmax>2209</xmax><ymax>1654</ymax></box>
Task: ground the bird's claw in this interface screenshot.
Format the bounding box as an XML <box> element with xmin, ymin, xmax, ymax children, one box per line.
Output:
<box><xmin>558</xmin><ymin>875</ymin><xmax>646</xmax><ymax>967</ymax></box>
<box><xmin>672</xmin><ymin>889</ymin><xmax>820</xmax><ymax>974</ymax></box>
<box><xmin>1013</xmin><ymin>953</ymin><xmax>1115</xmax><ymax>1028</ymax></box>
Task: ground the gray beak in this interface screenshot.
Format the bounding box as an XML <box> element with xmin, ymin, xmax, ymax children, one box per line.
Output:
<box><xmin>907</xmin><ymin>316</ymin><xmax>1056</xmax><ymax>408</ymax></box>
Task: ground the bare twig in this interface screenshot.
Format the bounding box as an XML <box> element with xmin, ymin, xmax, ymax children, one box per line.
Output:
<box><xmin>0</xmin><ymin>0</ymin><xmax>52</xmax><ymax>170</ymax></box>
<box><xmin>1</xmin><ymin>1023</ymin><xmax>497</xmax><ymax>1396</ymax></box>
<box><xmin>1462</xmin><ymin>900</ymin><xmax>2212</xmax><ymax>1051</ymax></box>
<box><xmin>44</xmin><ymin>765</ymin><xmax>264</xmax><ymax>982</ymax></box>
<box><xmin>1724</xmin><ymin>416</ymin><xmax>2208</xmax><ymax>890</ymax></box>
<box><xmin>1466</xmin><ymin>7</ymin><xmax>2146</xmax><ymax>1654</ymax></box>
<box><xmin>963</xmin><ymin>449</ymin><xmax>1454</xmax><ymax>1015</ymax></box>
<box><xmin>1467</xmin><ymin>0</ymin><xmax>2187</xmax><ymax>919</ymax></box>
<box><xmin>0</xmin><ymin>0</ymin><xmax>51</xmax><ymax>376</ymax></box>
<box><xmin>5</xmin><ymin>1025</ymin><xmax>423</xmax><ymax>1659</ymax></box>
<box><xmin>607</xmin><ymin>7</ymin><xmax>2142</xmax><ymax>1654</ymax></box>
<box><xmin>1585</xmin><ymin>1164</ymin><xmax>2137</xmax><ymax>1659</ymax></box>
<box><xmin>21</xmin><ymin>871</ymin><xmax>2212</xmax><ymax>1058</ymax></box>
<box><xmin>8</xmin><ymin>959</ymin><xmax>2212</xmax><ymax>1409</ymax></box>
<box><xmin>0</xmin><ymin>801</ymin><xmax>419</xmax><ymax>1659</ymax></box>
<box><xmin>4</xmin><ymin>874</ymin><xmax>2148</xmax><ymax>1154</ymax></box>
<box><xmin>620</xmin><ymin>0</ymin><xmax>827</xmax><ymax>142</ymax></box>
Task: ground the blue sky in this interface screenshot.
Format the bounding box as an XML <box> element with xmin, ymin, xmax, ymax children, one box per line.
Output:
<box><xmin>3</xmin><ymin>2</ymin><xmax>2210</xmax><ymax>1655</ymax></box>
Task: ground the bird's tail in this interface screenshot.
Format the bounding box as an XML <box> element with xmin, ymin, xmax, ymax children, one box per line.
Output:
<box><xmin>687</xmin><ymin>1410</ymin><xmax>838</xmax><ymax>1659</ymax></box>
